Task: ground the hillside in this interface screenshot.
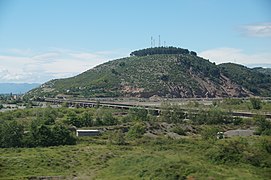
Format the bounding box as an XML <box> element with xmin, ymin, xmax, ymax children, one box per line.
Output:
<box><xmin>27</xmin><ymin>47</ymin><xmax>271</xmax><ymax>98</ymax></box>
<box><xmin>253</xmin><ymin>67</ymin><xmax>271</xmax><ymax>76</ymax></box>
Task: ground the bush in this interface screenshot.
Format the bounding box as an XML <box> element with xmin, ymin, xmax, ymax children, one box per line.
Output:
<box><xmin>171</xmin><ymin>126</ymin><xmax>186</xmax><ymax>136</ymax></box>
<box><xmin>200</xmin><ymin>126</ymin><xmax>219</xmax><ymax>140</ymax></box>
<box><xmin>29</xmin><ymin>122</ymin><xmax>76</xmax><ymax>147</ymax></box>
<box><xmin>80</xmin><ymin>111</ymin><xmax>93</xmax><ymax>127</ymax></box>
<box><xmin>160</xmin><ymin>102</ymin><xmax>185</xmax><ymax>123</ymax></box>
<box><xmin>95</xmin><ymin>108</ymin><xmax>118</xmax><ymax>126</ymax></box>
<box><xmin>250</xmin><ymin>98</ymin><xmax>262</xmax><ymax>110</ymax></box>
<box><xmin>65</xmin><ymin>111</ymin><xmax>82</xmax><ymax>127</ymax></box>
<box><xmin>261</xmin><ymin>138</ymin><xmax>271</xmax><ymax>154</ymax></box>
<box><xmin>111</xmin><ymin>130</ymin><xmax>126</xmax><ymax>145</ymax></box>
<box><xmin>127</xmin><ymin>122</ymin><xmax>146</xmax><ymax>139</ymax></box>
<box><xmin>128</xmin><ymin>107</ymin><xmax>148</xmax><ymax>121</ymax></box>
<box><xmin>207</xmin><ymin>138</ymin><xmax>247</xmax><ymax>163</ymax></box>
<box><xmin>190</xmin><ymin>108</ymin><xmax>232</xmax><ymax>125</ymax></box>
<box><xmin>254</xmin><ymin>115</ymin><xmax>271</xmax><ymax>135</ymax></box>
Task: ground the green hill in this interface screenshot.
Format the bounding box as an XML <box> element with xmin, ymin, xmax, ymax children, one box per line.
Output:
<box><xmin>27</xmin><ymin>47</ymin><xmax>271</xmax><ymax>98</ymax></box>
<box><xmin>219</xmin><ymin>63</ymin><xmax>271</xmax><ymax>97</ymax></box>
<box><xmin>252</xmin><ymin>67</ymin><xmax>271</xmax><ymax>76</ymax></box>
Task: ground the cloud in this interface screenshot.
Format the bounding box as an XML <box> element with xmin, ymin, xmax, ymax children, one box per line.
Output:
<box><xmin>199</xmin><ymin>47</ymin><xmax>271</xmax><ymax>66</ymax></box>
<box><xmin>240</xmin><ymin>22</ymin><xmax>271</xmax><ymax>37</ymax></box>
<box><xmin>0</xmin><ymin>48</ymin><xmax>129</xmax><ymax>83</ymax></box>
<box><xmin>0</xmin><ymin>68</ymin><xmax>32</xmax><ymax>81</ymax></box>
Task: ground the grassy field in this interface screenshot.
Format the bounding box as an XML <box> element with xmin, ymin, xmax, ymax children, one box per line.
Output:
<box><xmin>1</xmin><ymin>136</ymin><xmax>270</xmax><ymax>179</ymax></box>
<box><xmin>1</xmin><ymin>104</ymin><xmax>271</xmax><ymax>179</ymax></box>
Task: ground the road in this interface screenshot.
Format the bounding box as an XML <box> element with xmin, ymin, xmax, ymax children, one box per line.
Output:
<box><xmin>45</xmin><ymin>98</ymin><xmax>271</xmax><ymax>119</ymax></box>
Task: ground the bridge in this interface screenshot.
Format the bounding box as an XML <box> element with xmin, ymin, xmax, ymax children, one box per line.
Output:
<box><xmin>44</xmin><ymin>98</ymin><xmax>271</xmax><ymax>119</ymax></box>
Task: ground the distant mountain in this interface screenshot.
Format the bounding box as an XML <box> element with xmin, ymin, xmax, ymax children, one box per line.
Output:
<box><xmin>27</xmin><ymin>47</ymin><xmax>271</xmax><ymax>98</ymax></box>
<box><xmin>0</xmin><ymin>83</ymin><xmax>40</xmax><ymax>94</ymax></box>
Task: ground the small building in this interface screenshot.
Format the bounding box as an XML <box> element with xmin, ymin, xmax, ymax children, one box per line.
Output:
<box><xmin>223</xmin><ymin>129</ymin><xmax>255</xmax><ymax>138</ymax></box>
<box><xmin>76</xmin><ymin>129</ymin><xmax>100</xmax><ymax>137</ymax></box>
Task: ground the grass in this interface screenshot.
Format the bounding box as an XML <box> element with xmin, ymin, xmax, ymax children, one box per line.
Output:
<box><xmin>1</xmin><ymin>137</ymin><xmax>270</xmax><ymax>180</ymax></box>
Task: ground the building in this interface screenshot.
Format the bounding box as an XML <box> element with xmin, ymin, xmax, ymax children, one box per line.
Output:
<box><xmin>223</xmin><ymin>129</ymin><xmax>255</xmax><ymax>138</ymax></box>
<box><xmin>76</xmin><ymin>129</ymin><xmax>100</xmax><ymax>137</ymax></box>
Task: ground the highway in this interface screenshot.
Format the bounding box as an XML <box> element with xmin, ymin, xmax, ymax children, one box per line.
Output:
<box><xmin>44</xmin><ymin>98</ymin><xmax>271</xmax><ymax>119</ymax></box>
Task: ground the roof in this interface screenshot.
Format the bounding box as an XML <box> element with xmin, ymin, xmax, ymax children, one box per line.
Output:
<box><xmin>224</xmin><ymin>129</ymin><xmax>255</xmax><ymax>137</ymax></box>
<box><xmin>76</xmin><ymin>129</ymin><xmax>99</xmax><ymax>132</ymax></box>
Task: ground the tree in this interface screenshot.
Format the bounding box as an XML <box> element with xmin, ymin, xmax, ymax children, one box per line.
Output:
<box><xmin>102</xmin><ymin>110</ymin><xmax>117</xmax><ymax>125</ymax></box>
<box><xmin>33</xmin><ymin>125</ymin><xmax>53</xmax><ymax>147</ymax></box>
<box><xmin>190</xmin><ymin>51</ymin><xmax>197</xmax><ymax>56</ymax></box>
<box><xmin>51</xmin><ymin>125</ymin><xmax>76</xmax><ymax>146</ymax></box>
<box><xmin>66</xmin><ymin>111</ymin><xmax>82</xmax><ymax>127</ymax></box>
<box><xmin>0</xmin><ymin>121</ymin><xmax>24</xmax><ymax>148</ymax></box>
<box><xmin>95</xmin><ymin>108</ymin><xmax>117</xmax><ymax>126</ymax></box>
<box><xmin>29</xmin><ymin>120</ymin><xmax>76</xmax><ymax>147</ymax></box>
<box><xmin>80</xmin><ymin>111</ymin><xmax>93</xmax><ymax>127</ymax></box>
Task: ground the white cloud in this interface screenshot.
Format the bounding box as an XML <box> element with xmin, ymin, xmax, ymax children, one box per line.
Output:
<box><xmin>199</xmin><ymin>47</ymin><xmax>271</xmax><ymax>66</ymax></box>
<box><xmin>32</xmin><ymin>52</ymin><xmax>60</xmax><ymax>61</ymax></box>
<box><xmin>0</xmin><ymin>48</ymin><xmax>129</xmax><ymax>83</ymax></box>
<box><xmin>241</xmin><ymin>22</ymin><xmax>271</xmax><ymax>37</ymax></box>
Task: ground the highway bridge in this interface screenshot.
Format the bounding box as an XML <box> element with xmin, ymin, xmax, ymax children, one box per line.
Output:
<box><xmin>45</xmin><ymin>98</ymin><xmax>271</xmax><ymax>119</ymax></box>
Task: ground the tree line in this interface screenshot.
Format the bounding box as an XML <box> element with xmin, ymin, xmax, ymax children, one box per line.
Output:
<box><xmin>130</xmin><ymin>47</ymin><xmax>197</xmax><ymax>57</ymax></box>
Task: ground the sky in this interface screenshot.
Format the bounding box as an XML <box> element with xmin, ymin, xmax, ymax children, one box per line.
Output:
<box><xmin>0</xmin><ymin>0</ymin><xmax>270</xmax><ymax>83</ymax></box>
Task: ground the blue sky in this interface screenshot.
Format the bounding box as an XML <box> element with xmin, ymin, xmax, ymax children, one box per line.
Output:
<box><xmin>0</xmin><ymin>0</ymin><xmax>270</xmax><ymax>83</ymax></box>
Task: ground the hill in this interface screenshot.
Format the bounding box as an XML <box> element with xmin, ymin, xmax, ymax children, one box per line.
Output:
<box><xmin>252</xmin><ymin>67</ymin><xmax>271</xmax><ymax>76</ymax></box>
<box><xmin>27</xmin><ymin>47</ymin><xmax>271</xmax><ymax>98</ymax></box>
<box><xmin>0</xmin><ymin>83</ymin><xmax>40</xmax><ymax>94</ymax></box>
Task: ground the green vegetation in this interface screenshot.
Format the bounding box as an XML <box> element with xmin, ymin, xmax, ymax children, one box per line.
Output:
<box><xmin>130</xmin><ymin>46</ymin><xmax>197</xmax><ymax>56</ymax></box>
<box><xmin>219</xmin><ymin>63</ymin><xmax>271</xmax><ymax>96</ymax></box>
<box><xmin>0</xmin><ymin>102</ymin><xmax>271</xmax><ymax>179</ymax></box>
<box><xmin>1</xmin><ymin>136</ymin><xmax>270</xmax><ymax>179</ymax></box>
<box><xmin>26</xmin><ymin>48</ymin><xmax>271</xmax><ymax>99</ymax></box>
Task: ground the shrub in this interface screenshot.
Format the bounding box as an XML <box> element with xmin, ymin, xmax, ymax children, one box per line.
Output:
<box><xmin>127</xmin><ymin>122</ymin><xmax>146</xmax><ymax>139</ymax></box>
<box><xmin>200</xmin><ymin>126</ymin><xmax>219</xmax><ymax>140</ymax></box>
<box><xmin>160</xmin><ymin>102</ymin><xmax>185</xmax><ymax>123</ymax></box>
<box><xmin>112</xmin><ymin>130</ymin><xmax>126</xmax><ymax>145</ymax></box>
<box><xmin>261</xmin><ymin>138</ymin><xmax>271</xmax><ymax>154</ymax></box>
<box><xmin>131</xmin><ymin>107</ymin><xmax>148</xmax><ymax>121</ymax></box>
<box><xmin>254</xmin><ymin>115</ymin><xmax>271</xmax><ymax>135</ymax></box>
<box><xmin>250</xmin><ymin>98</ymin><xmax>262</xmax><ymax>110</ymax></box>
<box><xmin>171</xmin><ymin>126</ymin><xmax>186</xmax><ymax>136</ymax></box>
<box><xmin>207</xmin><ymin>138</ymin><xmax>247</xmax><ymax>163</ymax></box>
